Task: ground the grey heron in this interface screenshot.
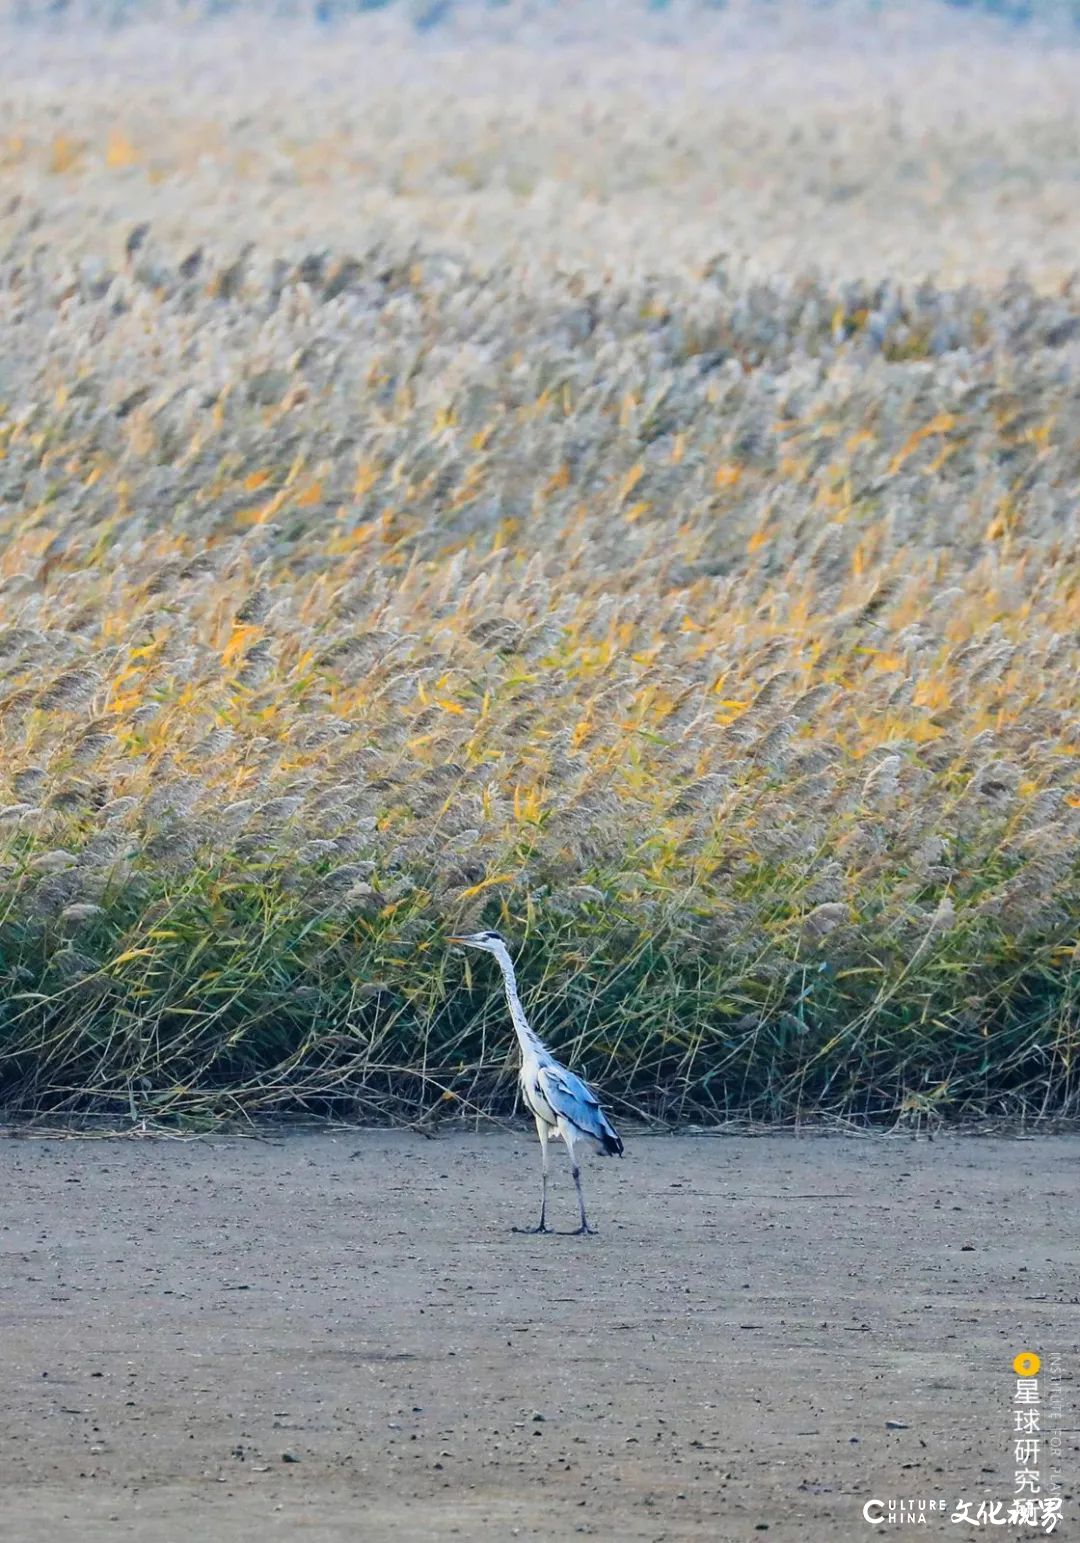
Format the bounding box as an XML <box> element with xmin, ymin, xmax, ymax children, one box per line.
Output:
<box><xmin>447</xmin><ymin>930</ymin><xmax>623</xmax><ymax>1234</ymax></box>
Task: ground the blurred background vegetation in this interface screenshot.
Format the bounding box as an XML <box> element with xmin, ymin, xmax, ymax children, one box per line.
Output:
<box><xmin>8</xmin><ymin>0</ymin><xmax>1080</xmax><ymax>28</ymax></box>
<box><xmin>0</xmin><ymin>3</ymin><xmax>1077</xmax><ymax>1129</ymax></box>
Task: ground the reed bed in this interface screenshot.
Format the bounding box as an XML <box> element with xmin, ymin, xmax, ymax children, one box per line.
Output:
<box><xmin>0</xmin><ymin>12</ymin><xmax>1078</xmax><ymax>1126</ymax></box>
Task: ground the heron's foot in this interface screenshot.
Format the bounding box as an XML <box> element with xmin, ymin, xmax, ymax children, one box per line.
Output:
<box><xmin>572</xmin><ymin>1222</ymin><xmax>598</xmax><ymax>1236</ymax></box>
<box><xmin>512</xmin><ymin>1222</ymin><xmax>551</xmax><ymax>1234</ymax></box>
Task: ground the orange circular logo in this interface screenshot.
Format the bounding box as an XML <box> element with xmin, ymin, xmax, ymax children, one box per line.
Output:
<box><xmin>1013</xmin><ymin>1352</ymin><xmax>1041</xmax><ymax>1377</ymax></box>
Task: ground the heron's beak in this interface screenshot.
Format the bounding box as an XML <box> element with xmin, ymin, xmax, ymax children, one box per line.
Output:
<box><xmin>446</xmin><ymin>935</ymin><xmax>468</xmax><ymax>945</ymax></box>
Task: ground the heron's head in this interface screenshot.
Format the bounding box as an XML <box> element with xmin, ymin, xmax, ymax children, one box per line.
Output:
<box><xmin>446</xmin><ymin>928</ymin><xmax>508</xmax><ymax>957</ymax></box>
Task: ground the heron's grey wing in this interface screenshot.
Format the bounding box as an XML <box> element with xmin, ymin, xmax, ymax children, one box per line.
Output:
<box><xmin>537</xmin><ymin>1064</ymin><xmax>622</xmax><ymax>1153</ymax></box>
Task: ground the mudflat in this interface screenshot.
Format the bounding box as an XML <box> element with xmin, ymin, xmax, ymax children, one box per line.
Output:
<box><xmin>1</xmin><ymin>1130</ymin><xmax>1075</xmax><ymax>1542</ymax></box>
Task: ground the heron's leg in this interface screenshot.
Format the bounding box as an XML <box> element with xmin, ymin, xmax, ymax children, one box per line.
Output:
<box><xmin>563</xmin><ymin>1129</ymin><xmax>596</xmax><ymax>1235</ymax></box>
<box><xmin>512</xmin><ymin>1117</ymin><xmax>551</xmax><ymax>1234</ymax></box>
<box><xmin>571</xmin><ymin>1162</ymin><xmax>596</xmax><ymax>1235</ymax></box>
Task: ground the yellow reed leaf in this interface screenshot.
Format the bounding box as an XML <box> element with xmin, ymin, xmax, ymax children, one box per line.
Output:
<box><xmin>913</xmin><ymin>678</ymin><xmax>951</xmax><ymax>710</ymax></box>
<box><xmin>451</xmin><ymin>466</ymin><xmax>483</xmax><ymax>509</ymax></box>
<box><xmin>106</xmin><ymin>130</ymin><xmax>138</xmax><ymax>169</ymax></box>
<box><xmin>618</xmin><ymin>463</ymin><xmax>645</xmax><ymax>502</ymax></box>
<box><xmin>513</xmin><ymin>786</ymin><xmax>544</xmax><ymax>823</ymax></box>
<box><xmin>244</xmin><ymin>468</ymin><xmax>271</xmax><ymax>492</ymax></box>
<box><xmin>222</xmin><ymin>624</ymin><xmax>259</xmax><ymax>667</ymax></box>
<box><xmin>101</xmin><ymin>611</ymin><xmax>129</xmax><ymax>640</ymax></box>
<box><xmin>296</xmin><ymin>480</ymin><xmax>323</xmax><ymax>507</ymax></box>
<box><xmin>110</xmin><ymin>662</ymin><xmax>141</xmax><ymax>691</ymax></box>
<box><xmin>49</xmin><ymin>135</ymin><xmax>81</xmax><ymax>174</ymax></box>
<box><xmin>353</xmin><ymin>460</ymin><xmax>379</xmax><ymax>498</ymax></box>
<box><xmin>545</xmin><ymin>463</ymin><xmax>570</xmax><ymax>494</ymax></box>
<box><xmin>888</xmin><ymin>411</ymin><xmax>957</xmax><ymax>475</ymax></box>
<box><xmin>714</xmin><ymin>463</ymin><xmax>742</xmax><ymax>488</ymax></box>
<box><xmin>459</xmin><ymin>872</ymin><xmax>517</xmax><ymax>898</ymax></box>
<box><xmin>816</xmin><ymin>477</ymin><xmax>850</xmax><ymax>513</ymax></box>
<box><xmin>925</xmin><ymin>441</ymin><xmax>956</xmax><ymax>475</ymax></box>
<box><xmin>238</xmin><ymin>486</ymin><xmax>289</xmax><ymax>526</ymax></box>
<box><xmin>328</xmin><ymin>519</ymin><xmax>378</xmax><ymax>553</ymax></box>
<box><xmin>985</xmin><ymin>498</ymin><xmax>1016</xmax><ymax>542</ymax></box>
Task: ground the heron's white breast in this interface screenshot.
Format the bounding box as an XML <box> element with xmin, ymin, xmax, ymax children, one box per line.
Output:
<box><xmin>519</xmin><ymin>1062</ymin><xmax>556</xmax><ymax>1126</ymax></box>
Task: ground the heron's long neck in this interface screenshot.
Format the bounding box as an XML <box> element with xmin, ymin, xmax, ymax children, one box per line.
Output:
<box><xmin>495</xmin><ymin>951</ymin><xmax>543</xmax><ymax>1058</ymax></box>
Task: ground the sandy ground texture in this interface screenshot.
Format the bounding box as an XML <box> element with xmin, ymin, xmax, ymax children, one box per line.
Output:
<box><xmin>0</xmin><ymin>1130</ymin><xmax>1076</xmax><ymax>1542</ymax></box>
